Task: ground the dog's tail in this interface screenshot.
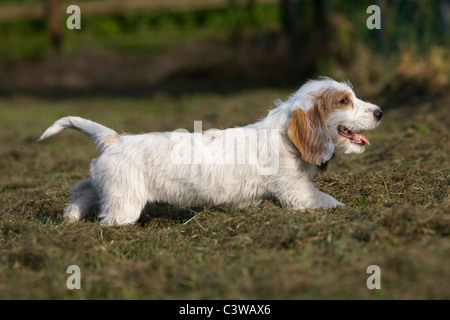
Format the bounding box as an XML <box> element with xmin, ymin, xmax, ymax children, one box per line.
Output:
<box><xmin>38</xmin><ymin>116</ymin><xmax>119</xmax><ymax>151</ymax></box>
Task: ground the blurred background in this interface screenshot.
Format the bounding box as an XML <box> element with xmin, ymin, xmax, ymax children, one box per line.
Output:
<box><xmin>0</xmin><ymin>0</ymin><xmax>448</xmax><ymax>100</ymax></box>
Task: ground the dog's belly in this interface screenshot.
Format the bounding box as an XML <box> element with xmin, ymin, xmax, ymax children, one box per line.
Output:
<box><xmin>146</xmin><ymin>163</ymin><xmax>269</xmax><ymax>208</ymax></box>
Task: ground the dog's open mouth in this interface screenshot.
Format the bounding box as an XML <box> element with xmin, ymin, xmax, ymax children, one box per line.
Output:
<box><xmin>337</xmin><ymin>125</ymin><xmax>370</xmax><ymax>146</ymax></box>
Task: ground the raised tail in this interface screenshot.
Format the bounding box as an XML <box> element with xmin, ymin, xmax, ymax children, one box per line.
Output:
<box><xmin>38</xmin><ymin>116</ymin><xmax>119</xmax><ymax>151</ymax></box>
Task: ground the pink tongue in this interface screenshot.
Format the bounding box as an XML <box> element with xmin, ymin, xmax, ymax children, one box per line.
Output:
<box><xmin>352</xmin><ymin>133</ymin><xmax>371</xmax><ymax>145</ymax></box>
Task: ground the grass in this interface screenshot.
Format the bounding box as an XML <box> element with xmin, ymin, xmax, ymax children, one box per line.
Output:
<box><xmin>0</xmin><ymin>84</ymin><xmax>449</xmax><ymax>299</ymax></box>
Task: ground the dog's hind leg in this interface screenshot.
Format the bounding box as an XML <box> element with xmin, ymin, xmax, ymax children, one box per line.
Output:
<box><xmin>64</xmin><ymin>179</ymin><xmax>98</xmax><ymax>222</ymax></box>
<box><xmin>97</xmin><ymin>193</ymin><xmax>147</xmax><ymax>226</ymax></box>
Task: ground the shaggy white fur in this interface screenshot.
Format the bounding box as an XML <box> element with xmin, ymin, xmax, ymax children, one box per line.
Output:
<box><xmin>39</xmin><ymin>77</ymin><xmax>382</xmax><ymax>225</ymax></box>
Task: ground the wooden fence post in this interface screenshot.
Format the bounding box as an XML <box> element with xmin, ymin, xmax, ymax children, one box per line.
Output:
<box><xmin>47</xmin><ymin>0</ymin><xmax>62</xmax><ymax>53</ymax></box>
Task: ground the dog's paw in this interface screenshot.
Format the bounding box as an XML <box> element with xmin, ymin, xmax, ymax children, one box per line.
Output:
<box><xmin>315</xmin><ymin>192</ymin><xmax>345</xmax><ymax>209</ymax></box>
<box><xmin>285</xmin><ymin>191</ymin><xmax>345</xmax><ymax>210</ymax></box>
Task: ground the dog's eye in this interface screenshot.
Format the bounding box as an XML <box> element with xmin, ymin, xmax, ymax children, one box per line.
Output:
<box><xmin>339</xmin><ymin>98</ymin><xmax>349</xmax><ymax>104</ymax></box>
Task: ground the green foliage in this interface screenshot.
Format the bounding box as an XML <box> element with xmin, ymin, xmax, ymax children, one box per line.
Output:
<box><xmin>0</xmin><ymin>4</ymin><xmax>281</xmax><ymax>59</ymax></box>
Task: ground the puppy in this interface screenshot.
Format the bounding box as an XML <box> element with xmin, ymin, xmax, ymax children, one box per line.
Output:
<box><xmin>39</xmin><ymin>77</ymin><xmax>382</xmax><ymax>225</ymax></box>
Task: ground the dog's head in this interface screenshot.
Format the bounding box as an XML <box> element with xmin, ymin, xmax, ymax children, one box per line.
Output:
<box><xmin>287</xmin><ymin>78</ymin><xmax>382</xmax><ymax>166</ymax></box>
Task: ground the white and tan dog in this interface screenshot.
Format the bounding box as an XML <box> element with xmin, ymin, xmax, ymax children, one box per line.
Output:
<box><xmin>39</xmin><ymin>77</ymin><xmax>382</xmax><ymax>225</ymax></box>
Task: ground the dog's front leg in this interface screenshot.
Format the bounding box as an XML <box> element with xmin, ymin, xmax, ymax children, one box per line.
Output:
<box><xmin>275</xmin><ymin>180</ymin><xmax>344</xmax><ymax>210</ymax></box>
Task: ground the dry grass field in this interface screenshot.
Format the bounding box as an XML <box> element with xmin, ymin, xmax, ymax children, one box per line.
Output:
<box><xmin>0</xmin><ymin>83</ymin><xmax>448</xmax><ymax>299</ymax></box>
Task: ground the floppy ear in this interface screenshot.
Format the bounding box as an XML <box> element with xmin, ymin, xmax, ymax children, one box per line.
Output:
<box><xmin>287</xmin><ymin>103</ymin><xmax>334</xmax><ymax>166</ymax></box>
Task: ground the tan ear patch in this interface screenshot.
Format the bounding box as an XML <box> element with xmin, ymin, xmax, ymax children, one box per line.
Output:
<box><xmin>288</xmin><ymin>104</ymin><xmax>332</xmax><ymax>165</ymax></box>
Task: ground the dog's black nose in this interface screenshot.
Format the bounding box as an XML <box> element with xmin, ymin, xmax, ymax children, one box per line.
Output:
<box><xmin>373</xmin><ymin>109</ymin><xmax>383</xmax><ymax>121</ymax></box>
